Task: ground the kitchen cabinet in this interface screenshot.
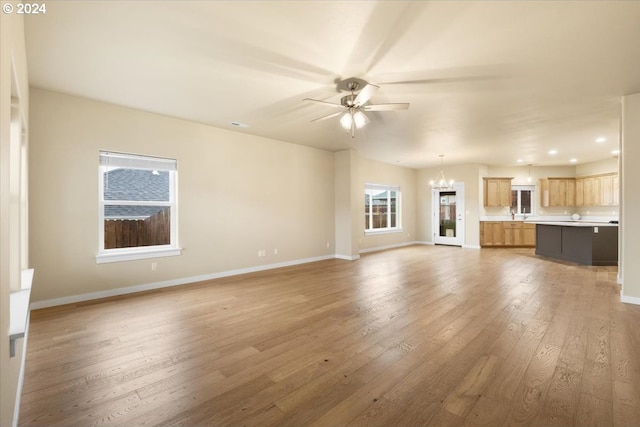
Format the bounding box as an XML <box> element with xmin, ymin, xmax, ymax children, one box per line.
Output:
<box><xmin>483</xmin><ymin>178</ymin><xmax>513</xmax><ymax>207</ymax></box>
<box><xmin>480</xmin><ymin>221</ymin><xmax>505</xmax><ymax>246</ymax></box>
<box><xmin>575</xmin><ymin>178</ymin><xmax>584</xmax><ymax>206</ymax></box>
<box><xmin>523</xmin><ymin>223</ymin><xmax>536</xmax><ymax>246</ymax></box>
<box><xmin>504</xmin><ymin>222</ymin><xmax>523</xmax><ymax>246</ymax></box>
<box><xmin>480</xmin><ymin>221</ymin><xmax>536</xmax><ymax>247</ymax></box>
<box><xmin>540</xmin><ymin>178</ymin><xmax>575</xmax><ymax>207</ymax></box>
<box><xmin>600</xmin><ymin>173</ymin><xmax>619</xmax><ymax>206</ymax></box>
<box><xmin>575</xmin><ymin>173</ymin><xmax>618</xmax><ymax>206</ymax></box>
<box><xmin>535</xmin><ymin>223</ymin><xmax>618</xmax><ymax>266</ymax></box>
<box><xmin>584</xmin><ymin>176</ymin><xmax>601</xmax><ymax>206</ymax></box>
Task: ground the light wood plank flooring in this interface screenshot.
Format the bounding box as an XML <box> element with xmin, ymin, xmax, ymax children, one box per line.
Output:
<box><xmin>19</xmin><ymin>245</ymin><xmax>640</xmax><ymax>426</ymax></box>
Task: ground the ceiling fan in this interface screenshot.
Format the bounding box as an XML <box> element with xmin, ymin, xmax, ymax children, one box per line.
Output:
<box><xmin>303</xmin><ymin>77</ymin><xmax>409</xmax><ymax>137</ymax></box>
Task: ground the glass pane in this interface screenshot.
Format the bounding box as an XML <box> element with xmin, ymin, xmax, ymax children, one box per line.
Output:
<box><xmin>103</xmin><ymin>168</ymin><xmax>170</xmax><ymax>202</ymax></box>
<box><xmin>510</xmin><ymin>190</ymin><xmax>518</xmax><ymax>214</ymax></box>
<box><xmin>521</xmin><ymin>190</ymin><xmax>532</xmax><ymax>214</ymax></box>
<box><xmin>104</xmin><ymin>206</ymin><xmax>170</xmax><ymax>249</ymax></box>
<box><xmin>439</xmin><ymin>191</ymin><xmax>456</xmax><ymax>237</ymax></box>
<box><xmin>364</xmin><ymin>193</ymin><xmax>371</xmax><ymax>229</ymax></box>
<box><xmin>371</xmin><ymin>190</ymin><xmax>388</xmax><ymax>229</ymax></box>
<box><xmin>389</xmin><ymin>191</ymin><xmax>397</xmax><ymax>228</ymax></box>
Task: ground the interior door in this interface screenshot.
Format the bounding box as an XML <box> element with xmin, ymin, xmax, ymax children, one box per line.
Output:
<box><xmin>433</xmin><ymin>182</ymin><xmax>465</xmax><ymax>246</ymax></box>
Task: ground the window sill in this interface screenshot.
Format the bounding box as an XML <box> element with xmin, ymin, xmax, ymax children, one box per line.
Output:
<box><xmin>10</xmin><ymin>269</ymin><xmax>34</xmax><ymax>357</ymax></box>
<box><xmin>365</xmin><ymin>228</ymin><xmax>403</xmax><ymax>236</ymax></box>
<box><xmin>96</xmin><ymin>247</ymin><xmax>182</xmax><ymax>264</ymax></box>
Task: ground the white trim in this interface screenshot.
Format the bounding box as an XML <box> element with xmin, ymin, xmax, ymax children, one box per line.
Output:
<box><xmin>432</xmin><ymin>183</ymin><xmax>465</xmax><ymax>247</ymax></box>
<box><xmin>13</xmin><ymin>313</ymin><xmax>29</xmax><ymax>427</ymax></box>
<box><xmin>96</xmin><ymin>247</ymin><xmax>182</xmax><ymax>264</ymax></box>
<box><xmin>620</xmin><ymin>294</ymin><xmax>640</xmax><ymax>305</ymax></box>
<box><xmin>98</xmin><ymin>152</ymin><xmax>179</xmax><ymax>256</ymax></box>
<box><xmin>364</xmin><ymin>184</ymin><xmax>402</xmax><ymax>233</ymax></box>
<box><xmin>365</xmin><ymin>228</ymin><xmax>403</xmax><ymax>236</ymax></box>
<box><xmin>415</xmin><ymin>240</ymin><xmax>435</xmax><ymax>246</ymax></box>
<box><xmin>359</xmin><ymin>241</ymin><xmax>418</xmax><ymax>254</ymax></box>
<box><xmin>31</xmin><ymin>254</ymin><xmax>335</xmax><ymax>309</ymax></box>
<box><xmin>335</xmin><ymin>254</ymin><xmax>360</xmax><ymax>261</ymax></box>
<box><xmin>463</xmin><ymin>244</ymin><xmax>482</xmax><ymax>249</ymax></box>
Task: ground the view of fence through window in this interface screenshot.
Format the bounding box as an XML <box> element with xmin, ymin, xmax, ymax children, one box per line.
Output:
<box><xmin>99</xmin><ymin>151</ymin><xmax>177</xmax><ymax>252</ymax></box>
<box><xmin>365</xmin><ymin>186</ymin><xmax>399</xmax><ymax>231</ymax></box>
<box><xmin>103</xmin><ymin>168</ymin><xmax>171</xmax><ymax>249</ymax></box>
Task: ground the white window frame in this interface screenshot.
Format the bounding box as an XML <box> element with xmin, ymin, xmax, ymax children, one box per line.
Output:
<box><xmin>96</xmin><ymin>151</ymin><xmax>181</xmax><ymax>263</ymax></box>
<box><xmin>365</xmin><ymin>183</ymin><xmax>402</xmax><ymax>235</ymax></box>
<box><xmin>511</xmin><ymin>185</ymin><xmax>536</xmax><ymax>215</ymax></box>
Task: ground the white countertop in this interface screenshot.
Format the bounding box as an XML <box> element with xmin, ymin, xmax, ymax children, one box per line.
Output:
<box><xmin>529</xmin><ymin>221</ymin><xmax>618</xmax><ymax>227</ymax></box>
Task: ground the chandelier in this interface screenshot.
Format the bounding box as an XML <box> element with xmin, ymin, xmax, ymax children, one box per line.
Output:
<box><xmin>430</xmin><ymin>154</ymin><xmax>454</xmax><ymax>189</ymax></box>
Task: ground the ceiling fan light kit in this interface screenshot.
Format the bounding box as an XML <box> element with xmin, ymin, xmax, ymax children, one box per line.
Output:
<box><xmin>304</xmin><ymin>78</ymin><xmax>409</xmax><ymax>138</ymax></box>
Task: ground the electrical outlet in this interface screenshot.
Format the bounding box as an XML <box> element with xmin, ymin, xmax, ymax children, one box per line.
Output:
<box><xmin>274</xmin><ymin>248</ymin><xmax>278</xmax><ymax>255</ymax></box>
<box><xmin>326</xmin><ymin>242</ymin><xmax>330</xmax><ymax>248</ymax></box>
<box><xmin>151</xmin><ymin>262</ymin><xmax>157</xmax><ymax>271</ymax></box>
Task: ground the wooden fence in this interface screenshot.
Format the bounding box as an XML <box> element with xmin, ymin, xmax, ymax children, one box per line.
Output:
<box><xmin>104</xmin><ymin>207</ymin><xmax>170</xmax><ymax>249</ymax></box>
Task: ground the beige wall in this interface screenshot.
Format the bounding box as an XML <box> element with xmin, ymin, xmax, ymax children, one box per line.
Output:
<box><xmin>621</xmin><ymin>93</ymin><xmax>640</xmax><ymax>302</ymax></box>
<box><xmin>576</xmin><ymin>157</ymin><xmax>618</xmax><ymax>176</ymax></box>
<box><xmin>334</xmin><ymin>150</ymin><xmax>359</xmax><ymax>259</ymax></box>
<box><xmin>28</xmin><ymin>89</ymin><xmax>336</xmax><ymax>303</ymax></box>
<box><xmin>1</xmin><ymin>6</ymin><xmax>30</xmax><ymax>426</ymax></box>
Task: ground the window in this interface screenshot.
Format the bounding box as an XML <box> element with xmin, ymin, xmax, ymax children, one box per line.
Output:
<box><xmin>365</xmin><ymin>184</ymin><xmax>401</xmax><ymax>233</ymax></box>
<box><xmin>511</xmin><ymin>185</ymin><xmax>535</xmax><ymax>215</ymax></box>
<box><xmin>97</xmin><ymin>151</ymin><xmax>180</xmax><ymax>263</ymax></box>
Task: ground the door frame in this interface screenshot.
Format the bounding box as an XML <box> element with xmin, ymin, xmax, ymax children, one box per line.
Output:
<box><xmin>432</xmin><ymin>182</ymin><xmax>465</xmax><ymax>246</ymax></box>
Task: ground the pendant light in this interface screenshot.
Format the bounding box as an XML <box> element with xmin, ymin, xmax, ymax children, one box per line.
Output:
<box><xmin>430</xmin><ymin>154</ymin><xmax>455</xmax><ymax>189</ymax></box>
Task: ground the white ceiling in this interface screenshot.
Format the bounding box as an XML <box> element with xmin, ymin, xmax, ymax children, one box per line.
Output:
<box><xmin>24</xmin><ymin>1</ymin><xmax>640</xmax><ymax>169</ymax></box>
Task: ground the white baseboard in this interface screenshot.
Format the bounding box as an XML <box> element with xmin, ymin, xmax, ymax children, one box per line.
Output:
<box><xmin>30</xmin><ymin>254</ymin><xmax>335</xmax><ymax>309</ymax></box>
<box><xmin>621</xmin><ymin>294</ymin><xmax>640</xmax><ymax>306</ymax></box>
<box><xmin>463</xmin><ymin>244</ymin><xmax>481</xmax><ymax>249</ymax></box>
<box><xmin>415</xmin><ymin>241</ymin><xmax>435</xmax><ymax>246</ymax></box>
<box><xmin>335</xmin><ymin>254</ymin><xmax>360</xmax><ymax>261</ymax></box>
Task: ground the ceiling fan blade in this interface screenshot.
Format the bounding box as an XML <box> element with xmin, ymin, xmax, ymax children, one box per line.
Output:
<box><xmin>381</xmin><ymin>76</ymin><xmax>500</xmax><ymax>85</ymax></box>
<box><xmin>310</xmin><ymin>111</ymin><xmax>343</xmax><ymax>123</ymax></box>
<box><xmin>303</xmin><ymin>98</ymin><xmax>344</xmax><ymax>109</ymax></box>
<box><xmin>364</xmin><ymin>103</ymin><xmax>410</xmax><ymax>111</ymax></box>
<box><xmin>353</xmin><ymin>84</ymin><xmax>379</xmax><ymax>107</ymax></box>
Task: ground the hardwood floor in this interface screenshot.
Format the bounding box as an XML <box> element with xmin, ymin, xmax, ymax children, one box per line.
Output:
<box><xmin>19</xmin><ymin>245</ymin><xmax>640</xmax><ymax>426</ymax></box>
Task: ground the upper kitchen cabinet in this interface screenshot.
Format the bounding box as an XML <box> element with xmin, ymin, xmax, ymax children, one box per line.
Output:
<box><xmin>483</xmin><ymin>178</ymin><xmax>513</xmax><ymax>207</ymax></box>
<box><xmin>575</xmin><ymin>173</ymin><xmax>618</xmax><ymax>207</ymax></box>
<box><xmin>540</xmin><ymin>178</ymin><xmax>576</xmax><ymax>207</ymax></box>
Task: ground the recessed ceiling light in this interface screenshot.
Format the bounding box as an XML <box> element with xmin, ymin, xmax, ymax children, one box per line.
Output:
<box><xmin>569</xmin><ymin>158</ymin><xmax>577</xmax><ymax>163</ymax></box>
<box><xmin>595</xmin><ymin>137</ymin><xmax>606</xmax><ymax>143</ymax></box>
<box><xmin>548</xmin><ymin>149</ymin><xmax>557</xmax><ymax>155</ymax></box>
<box><xmin>517</xmin><ymin>159</ymin><xmax>523</xmax><ymax>163</ymax></box>
<box><xmin>612</xmin><ymin>149</ymin><xmax>620</xmax><ymax>155</ymax></box>
<box><xmin>230</xmin><ymin>121</ymin><xmax>250</xmax><ymax>129</ymax></box>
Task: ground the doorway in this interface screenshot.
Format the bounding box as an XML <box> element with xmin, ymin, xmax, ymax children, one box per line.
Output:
<box><xmin>432</xmin><ymin>182</ymin><xmax>465</xmax><ymax>246</ymax></box>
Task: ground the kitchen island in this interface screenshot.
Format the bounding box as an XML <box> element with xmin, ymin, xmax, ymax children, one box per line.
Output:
<box><xmin>533</xmin><ymin>221</ymin><xmax>618</xmax><ymax>266</ymax></box>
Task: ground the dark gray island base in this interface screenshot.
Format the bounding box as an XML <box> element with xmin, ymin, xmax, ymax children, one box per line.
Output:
<box><xmin>535</xmin><ymin>222</ymin><xmax>618</xmax><ymax>266</ymax></box>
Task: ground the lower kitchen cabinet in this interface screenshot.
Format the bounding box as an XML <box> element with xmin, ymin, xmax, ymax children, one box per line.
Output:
<box><xmin>480</xmin><ymin>221</ymin><xmax>536</xmax><ymax>247</ymax></box>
